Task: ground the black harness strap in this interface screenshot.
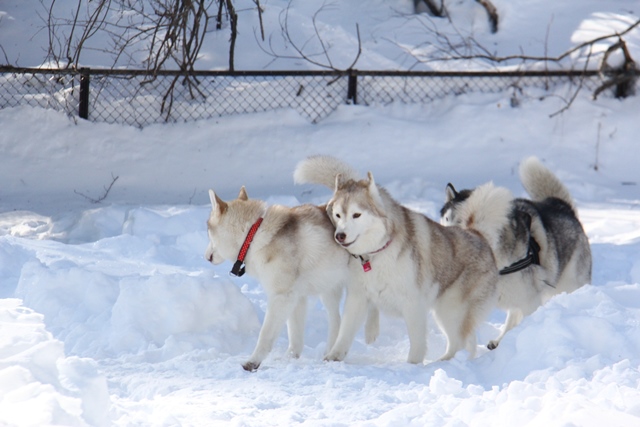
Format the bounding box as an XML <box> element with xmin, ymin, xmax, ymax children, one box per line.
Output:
<box><xmin>499</xmin><ymin>236</ymin><xmax>541</xmax><ymax>275</ymax></box>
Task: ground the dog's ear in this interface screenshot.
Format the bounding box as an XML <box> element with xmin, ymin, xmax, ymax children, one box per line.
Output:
<box><xmin>209</xmin><ymin>189</ymin><xmax>228</xmax><ymax>215</ymax></box>
<box><xmin>325</xmin><ymin>201</ymin><xmax>334</xmax><ymax>220</ymax></box>
<box><xmin>334</xmin><ymin>173</ymin><xmax>344</xmax><ymax>191</ymax></box>
<box><xmin>238</xmin><ymin>186</ymin><xmax>248</xmax><ymax>201</ymax></box>
<box><xmin>445</xmin><ymin>183</ymin><xmax>458</xmax><ymax>202</ymax></box>
<box><xmin>367</xmin><ymin>172</ymin><xmax>385</xmax><ymax>209</ymax></box>
<box><xmin>512</xmin><ymin>210</ymin><xmax>532</xmax><ymax>234</ymax></box>
<box><xmin>521</xmin><ymin>211</ymin><xmax>532</xmax><ymax>229</ymax></box>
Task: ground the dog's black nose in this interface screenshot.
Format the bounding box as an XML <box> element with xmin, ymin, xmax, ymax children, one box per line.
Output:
<box><xmin>335</xmin><ymin>232</ymin><xmax>346</xmax><ymax>243</ymax></box>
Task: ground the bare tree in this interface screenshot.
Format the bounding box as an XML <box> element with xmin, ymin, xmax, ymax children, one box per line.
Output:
<box><xmin>41</xmin><ymin>0</ymin><xmax>239</xmax><ymax>71</ymax></box>
<box><xmin>258</xmin><ymin>1</ymin><xmax>362</xmax><ymax>71</ymax></box>
<box><xmin>139</xmin><ymin>0</ymin><xmax>212</xmax><ymax>117</ymax></box>
<box><xmin>43</xmin><ymin>0</ymin><xmax>113</xmax><ymax>69</ymax></box>
<box><xmin>39</xmin><ymin>0</ymin><xmax>256</xmax><ymax>120</ymax></box>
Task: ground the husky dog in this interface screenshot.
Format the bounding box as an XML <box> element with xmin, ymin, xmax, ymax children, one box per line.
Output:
<box><xmin>440</xmin><ymin>157</ymin><xmax>592</xmax><ymax>349</ymax></box>
<box><xmin>205</xmin><ymin>186</ymin><xmax>364</xmax><ymax>371</ymax></box>
<box><xmin>294</xmin><ymin>156</ymin><xmax>498</xmax><ymax>363</ymax></box>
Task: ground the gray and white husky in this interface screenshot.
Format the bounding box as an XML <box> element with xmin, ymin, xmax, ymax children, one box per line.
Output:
<box><xmin>205</xmin><ymin>186</ymin><xmax>375</xmax><ymax>371</ymax></box>
<box><xmin>440</xmin><ymin>156</ymin><xmax>592</xmax><ymax>349</ymax></box>
<box><xmin>295</xmin><ymin>155</ymin><xmax>498</xmax><ymax>363</ymax></box>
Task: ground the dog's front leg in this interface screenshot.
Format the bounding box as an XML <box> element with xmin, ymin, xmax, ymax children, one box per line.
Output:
<box><xmin>320</xmin><ymin>287</ymin><xmax>343</xmax><ymax>354</ymax></box>
<box><xmin>243</xmin><ymin>293</ymin><xmax>295</xmax><ymax>372</ymax></box>
<box><xmin>286</xmin><ymin>296</ymin><xmax>307</xmax><ymax>358</ymax></box>
<box><xmin>324</xmin><ymin>285</ymin><xmax>368</xmax><ymax>362</ymax></box>
<box><xmin>364</xmin><ymin>305</ymin><xmax>380</xmax><ymax>345</ymax></box>
<box><xmin>403</xmin><ymin>301</ymin><xmax>427</xmax><ymax>364</ymax></box>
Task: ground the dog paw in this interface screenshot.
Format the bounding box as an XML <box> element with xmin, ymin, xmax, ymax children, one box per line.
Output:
<box><xmin>487</xmin><ymin>340</ymin><xmax>499</xmax><ymax>350</ymax></box>
<box><xmin>242</xmin><ymin>361</ymin><xmax>260</xmax><ymax>372</ymax></box>
<box><xmin>287</xmin><ymin>349</ymin><xmax>301</xmax><ymax>359</ymax></box>
<box><xmin>323</xmin><ymin>352</ymin><xmax>346</xmax><ymax>362</ymax></box>
<box><xmin>365</xmin><ymin>325</ymin><xmax>379</xmax><ymax>345</ymax></box>
<box><xmin>364</xmin><ymin>312</ymin><xmax>379</xmax><ymax>345</ymax></box>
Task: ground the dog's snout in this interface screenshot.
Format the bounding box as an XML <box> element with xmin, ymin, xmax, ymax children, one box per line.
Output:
<box><xmin>335</xmin><ymin>232</ymin><xmax>346</xmax><ymax>243</ymax></box>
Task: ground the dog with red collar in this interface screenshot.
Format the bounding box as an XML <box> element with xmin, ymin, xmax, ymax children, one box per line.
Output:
<box><xmin>205</xmin><ymin>186</ymin><xmax>379</xmax><ymax>371</ymax></box>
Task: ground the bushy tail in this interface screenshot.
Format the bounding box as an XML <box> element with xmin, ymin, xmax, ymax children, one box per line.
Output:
<box><xmin>519</xmin><ymin>157</ymin><xmax>575</xmax><ymax>210</ymax></box>
<box><xmin>455</xmin><ymin>182</ymin><xmax>513</xmax><ymax>251</ymax></box>
<box><xmin>293</xmin><ymin>155</ymin><xmax>360</xmax><ymax>189</ymax></box>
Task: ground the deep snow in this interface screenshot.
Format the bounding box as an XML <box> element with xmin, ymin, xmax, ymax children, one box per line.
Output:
<box><xmin>1</xmin><ymin>1</ymin><xmax>640</xmax><ymax>426</ymax></box>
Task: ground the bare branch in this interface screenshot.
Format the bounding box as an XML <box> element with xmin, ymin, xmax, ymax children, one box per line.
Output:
<box><xmin>74</xmin><ymin>174</ymin><xmax>119</xmax><ymax>204</ymax></box>
<box><xmin>594</xmin><ymin>37</ymin><xmax>637</xmax><ymax>99</ymax></box>
<box><xmin>256</xmin><ymin>1</ymin><xmax>362</xmax><ymax>71</ymax></box>
<box><xmin>254</xmin><ymin>0</ymin><xmax>265</xmax><ymax>41</ymax></box>
<box><xmin>476</xmin><ymin>0</ymin><xmax>498</xmax><ymax>33</ymax></box>
<box><xmin>394</xmin><ymin>14</ymin><xmax>640</xmax><ymax>68</ymax></box>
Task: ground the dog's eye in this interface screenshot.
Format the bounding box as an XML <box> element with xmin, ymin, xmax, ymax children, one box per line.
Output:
<box><xmin>353</xmin><ymin>213</ymin><xmax>361</xmax><ymax>219</ymax></box>
<box><xmin>335</xmin><ymin>213</ymin><xmax>341</xmax><ymax>219</ymax></box>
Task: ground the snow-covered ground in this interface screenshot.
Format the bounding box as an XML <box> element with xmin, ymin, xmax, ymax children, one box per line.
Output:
<box><xmin>1</xmin><ymin>1</ymin><xmax>640</xmax><ymax>426</ymax></box>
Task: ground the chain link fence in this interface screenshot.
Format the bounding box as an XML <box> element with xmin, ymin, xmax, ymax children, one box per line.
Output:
<box><xmin>0</xmin><ymin>66</ymin><xmax>636</xmax><ymax>126</ymax></box>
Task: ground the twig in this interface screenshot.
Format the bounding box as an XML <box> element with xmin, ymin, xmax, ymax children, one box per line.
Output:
<box><xmin>256</xmin><ymin>0</ymin><xmax>362</xmax><ymax>71</ymax></box>
<box><xmin>254</xmin><ymin>0</ymin><xmax>265</xmax><ymax>41</ymax></box>
<box><xmin>74</xmin><ymin>174</ymin><xmax>119</xmax><ymax>204</ymax></box>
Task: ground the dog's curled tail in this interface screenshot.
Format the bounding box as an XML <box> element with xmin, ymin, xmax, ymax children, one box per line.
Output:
<box><xmin>519</xmin><ymin>157</ymin><xmax>575</xmax><ymax>210</ymax></box>
<box><xmin>294</xmin><ymin>155</ymin><xmax>360</xmax><ymax>189</ymax></box>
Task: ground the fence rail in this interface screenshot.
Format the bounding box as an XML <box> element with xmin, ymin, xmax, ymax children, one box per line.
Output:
<box><xmin>0</xmin><ymin>66</ymin><xmax>636</xmax><ymax>126</ymax></box>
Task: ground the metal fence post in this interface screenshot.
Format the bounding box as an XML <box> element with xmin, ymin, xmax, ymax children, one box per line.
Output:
<box><xmin>347</xmin><ymin>69</ymin><xmax>358</xmax><ymax>105</ymax></box>
<box><xmin>79</xmin><ymin>68</ymin><xmax>90</xmax><ymax>119</ymax></box>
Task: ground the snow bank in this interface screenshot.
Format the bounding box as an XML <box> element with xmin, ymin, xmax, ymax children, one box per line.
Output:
<box><xmin>3</xmin><ymin>206</ymin><xmax>260</xmax><ymax>362</ymax></box>
<box><xmin>0</xmin><ymin>299</ymin><xmax>109</xmax><ymax>426</ymax></box>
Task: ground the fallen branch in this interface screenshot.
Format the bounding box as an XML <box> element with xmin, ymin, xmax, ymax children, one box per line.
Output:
<box><xmin>594</xmin><ymin>37</ymin><xmax>637</xmax><ymax>99</ymax></box>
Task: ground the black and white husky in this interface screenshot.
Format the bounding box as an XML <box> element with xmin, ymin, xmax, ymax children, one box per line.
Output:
<box><xmin>441</xmin><ymin>157</ymin><xmax>592</xmax><ymax>348</ymax></box>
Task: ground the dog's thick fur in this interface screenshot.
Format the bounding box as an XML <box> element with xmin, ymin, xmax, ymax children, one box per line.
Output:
<box><xmin>440</xmin><ymin>157</ymin><xmax>592</xmax><ymax>348</ymax></box>
<box><xmin>295</xmin><ymin>155</ymin><xmax>498</xmax><ymax>363</ymax></box>
<box><xmin>205</xmin><ymin>186</ymin><xmax>359</xmax><ymax>371</ymax></box>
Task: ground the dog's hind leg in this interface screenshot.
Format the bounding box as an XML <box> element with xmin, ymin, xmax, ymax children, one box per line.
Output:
<box><xmin>286</xmin><ymin>296</ymin><xmax>307</xmax><ymax>359</ymax></box>
<box><xmin>433</xmin><ymin>293</ymin><xmax>473</xmax><ymax>361</ymax></box>
<box><xmin>488</xmin><ymin>308</ymin><xmax>523</xmax><ymax>350</ymax></box>
<box><xmin>243</xmin><ymin>292</ymin><xmax>297</xmax><ymax>372</ymax></box>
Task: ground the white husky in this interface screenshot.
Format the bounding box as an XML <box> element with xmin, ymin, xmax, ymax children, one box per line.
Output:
<box><xmin>440</xmin><ymin>157</ymin><xmax>592</xmax><ymax>349</ymax></box>
<box><xmin>205</xmin><ymin>186</ymin><xmax>362</xmax><ymax>371</ymax></box>
<box><xmin>295</xmin><ymin>155</ymin><xmax>498</xmax><ymax>363</ymax></box>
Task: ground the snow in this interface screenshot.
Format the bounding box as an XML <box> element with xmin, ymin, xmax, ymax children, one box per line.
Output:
<box><xmin>1</xmin><ymin>1</ymin><xmax>640</xmax><ymax>426</ymax></box>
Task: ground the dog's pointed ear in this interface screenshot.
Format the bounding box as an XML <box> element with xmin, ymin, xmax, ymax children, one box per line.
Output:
<box><xmin>445</xmin><ymin>183</ymin><xmax>458</xmax><ymax>202</ymax></box>
<box><xmin>521</xmin><ymin>211</ymin><xmax>532</xmax><ymax>229</ymax></box>
<box><xmin>209</xmin><ymin>189</ymin><xmax>217</xmax><ymax>207</ymax></box>
<box><xmin>238</xmin><ymin>186</ymin><xmax>248</xmax><ymax>201</ymax></box>
<box><xmin>325</xmin><ymin>201</ymin><xmax>334</xmax><ymax>218</ymax></box>
<box><xmin>209</xmin><ymin>189</ymin><xmax>228</xmax><ymax>215</ymax></box>
<box><xmin>367</xmin><ymin>172</ymin><xmax>385</xmax><ymax>208</ymax></box>
<box><xmin>334</xmin><ymin>173</ymin><xmax>344</xmax><ymax>192</ymax></box>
